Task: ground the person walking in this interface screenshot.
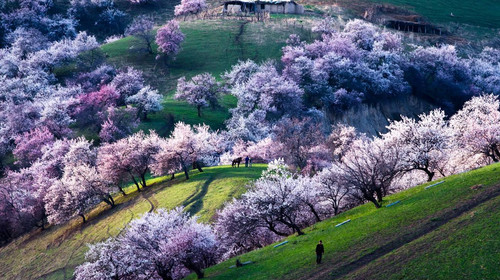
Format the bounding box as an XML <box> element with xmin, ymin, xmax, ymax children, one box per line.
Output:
<box><xmin>316</xmin><ymin>240</ymin><xmax>324</xmax><ymax>264</ymax></box>
<box><xmin>245</xmin><ymin>156</ymin><xmax>249</xmax><ymax>167</ymax></box>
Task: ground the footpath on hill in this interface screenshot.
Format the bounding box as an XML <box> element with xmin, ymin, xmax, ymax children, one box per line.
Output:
<box><xmin>307</xmin><ymin>185</ymin><xmax>500</xmax><ymax>280</ymax></box>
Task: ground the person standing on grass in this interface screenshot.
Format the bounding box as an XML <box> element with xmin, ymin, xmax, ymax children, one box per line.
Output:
<box><xmin>249</xmin><ymin>157</ymin><xmax>252</xmax><ymax>167</ymax></box>
<box><xmin>316</xmin><ymin>240</ymin><xmax>324</xmax><ymax>264</ymax></box>
<box><xmin>245</xmin><ymin>156</ymin><xmax>249</xmax><ymax>167</ymax></box>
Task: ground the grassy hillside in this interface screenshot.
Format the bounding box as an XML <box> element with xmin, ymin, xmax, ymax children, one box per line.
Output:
<box><xmin>365</xmin><ymin>0</ymin><xmax>500</xmax><ymax>29</ymax></box>
<box><xmin>101</xmin><ymin>19</ymin><xmax>313</xmax><ymax>133</ymax></box>
<box><xmin>190</xmin><ymin>163</ymin><xmax>500</xmax><ymax>280</ymax></box>
<box><xmin>0</xmin><ymin>165</ymin><xmax>267</xmax><ymax>280</ymax></box>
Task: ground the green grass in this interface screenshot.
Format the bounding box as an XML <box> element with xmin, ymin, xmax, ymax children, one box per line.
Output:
<box><xmin>347</xmin><ymin>195</ymin><xmax>500</xmax><ymax>280</ymax></box>
<box><xmin>101</xmin><ymin>19</ymin><xmax>312</xmax><ymax>132</ymax></box>
<box><xmin>365</xmin><ymin>0</ymin><xmax>500</xmax><ymax>29</ymax></box>
<box><xmin>190</xmin><ymin>163</ymin><xmax>500</xmax><ymax>280</ymax></box>
<box><xmin>0</xmin><ymin>164</ymin><xmax>267</xmax><ymax>280</ymax></box>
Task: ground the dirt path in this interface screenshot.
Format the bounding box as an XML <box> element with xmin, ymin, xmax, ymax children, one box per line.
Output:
<box><xmin>235</xmin><ymin>21</ymin><xmax>249</xmax><ymax>55</ymax></box>
<box><xmin>301</xmin><ymin>185</ymin><xmax>500</xmax><ymax>280</ymax></box>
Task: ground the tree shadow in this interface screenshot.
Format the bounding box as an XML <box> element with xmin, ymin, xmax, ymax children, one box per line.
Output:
<box><xmin>182</xmin><ymin>175</ymin><xmax>216</xmax><ymax>217</ymax></box>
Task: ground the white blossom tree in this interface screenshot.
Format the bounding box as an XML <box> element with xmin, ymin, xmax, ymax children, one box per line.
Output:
<box><xmin>126</xmin><ymin>86</ymin><xmax>163</xmax><ymax>120</ymax></box>
<box><xmin>75</xmin><ymin>208</ymin><xmax>219</xmax><ymax>280</ymax></box>
<box><xmin>383</xmin><ymin>109</ymin><xmax>452</xmax><ymax>181</ymax></box>
<box><xmin>450</xmin><ymin>94</ymin><xmax>500</xmax><ymax>162</ymax></box>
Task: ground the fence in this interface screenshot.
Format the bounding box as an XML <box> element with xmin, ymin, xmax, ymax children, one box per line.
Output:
<box><xmin>177</xmin><ymin>10</ymin><xmax>272</xmax><ymax>23</ymax></box>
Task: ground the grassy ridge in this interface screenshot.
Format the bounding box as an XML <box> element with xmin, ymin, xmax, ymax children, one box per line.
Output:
<box><xmin>366</xmin><ymin>0</ymin><xmax>500</xmax><ymax>29</ymax></box>
<box><xmin>347</xmin><ymin>195</ymin><xmax>500</xmax><ymax>280</ymax></box>
<box><xmin>0</xmin><ymin>165</ymin><xmax>266</xmax><ymax>280</ymax></box>
<box><xmin>190</xmin><ymin>163</ymin><xmax>500</xmax><ymax>280</ymax></box>
<box><xmin>101</xmin><ymin>19</ymin><xmax>312</xmax><ymax>133</ymax></box>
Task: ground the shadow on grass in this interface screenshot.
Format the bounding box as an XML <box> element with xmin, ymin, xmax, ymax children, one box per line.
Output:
<box><xmin>183</xmin><ymin>175</ymin><xmax>216</xmax><ymax>217</ymax></box>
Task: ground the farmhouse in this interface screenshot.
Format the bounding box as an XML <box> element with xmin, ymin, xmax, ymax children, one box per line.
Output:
<box><xmin>223</xmin><ymin>0</ymin><xmax>304</xmax><ymax>15</ymax></box>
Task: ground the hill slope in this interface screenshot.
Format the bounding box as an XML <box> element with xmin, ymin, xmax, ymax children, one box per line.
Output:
<box><xmin>189</xmin><ymin>163</ymin><xmax>500</xmax><ymax>280</ymax></box>
<box><xmin>101</xmin><ymin>19</ymin><xmax>313</xmax><ymax>134</ymax></box>
<box><xmin>0</xmin><ymin>165</ymin><xmax>267</xmax><ymax>280</ymax></box>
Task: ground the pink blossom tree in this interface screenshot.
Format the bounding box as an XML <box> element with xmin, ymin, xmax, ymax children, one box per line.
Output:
<box><xmin>222</xmin><ymin>59</ymin><xmax>259</xmax><ymax>88</ymax></box>
<box><xmin>125</xmin><ymin>15</ymin><xmax>155</xmax><ymax>54</ymax></box>
<box><xmin>111</xmin><ymin>67</ymin><xmax>145</xmax><ymax>104</ymax></box>
<box><xmin>215</xmin><ymin>198</ymin><xmax>278</xmax><ymax>258</ymax></box>
<box><xmin>98</xmin><ymin>131</ymin><xmax>161</xmax><ymax>193</ymax></box>
<box><xmin>155</xmin><ymin>20</ymin><xmax>184</xmax><ymax>61</ymax></box>
<box><xmin>13</xmin><ymin>126</ymin><xmax>55</xmax><ymax>167</ymax></box>
<box><xmin>151</xmin><ymin>122</ymin><xmax>222</xmax><ymax>180</ymax></box>
<box><xmin>311</xmin><ymin>16</ymin><xmax>337</xmax><ymax>35</ymax></box>
<box><xmin>174</xmin><ymin>0</ymin><xmax>207</xmax><ymax>17</ymax></box>
<box><xmin>74</xmin><ymin>85</ymin><xmax>120</xmax><ymax>126</ymax></box>
<box><xmin>0</xmin><ymin>162</ymin><xmax>52</xmax><ymax>242</ymax></box>
<box><xmin>326</xmin><ymin>124</ymin><xmax>357</xmax><ymax>162</ymax></box>
<box><xmin>99</xmin><ymin>106</ymin><xmax>139</xmax><ymax>143</ymax></box>
<box><xmin>74</xmin><ymin>238</ymin><xmax>145</xmax><ymax>280</ymax></box>
<box><xmin>174</xmin><ymin>73</ymin><xmax>220</xmax><ymax>117</ymax></box>
<box><xmin>235</xmin><ymin>160</ymin><xmax>322</xmax><ymax>236</ymax></box>
<box><xmin>45</xmin><ymin>164</ymin><xmax>115</xmax><ymax>224</ymax></box>
<box><xmin>273</xmin><ymin>117</ymin><xmax>325</xmax><ymax>170</ymax></box>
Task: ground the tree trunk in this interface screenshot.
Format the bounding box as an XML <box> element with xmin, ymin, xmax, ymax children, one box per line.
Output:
<box><xmin>171</xmin><ymin>173</ymin><xmax>175</xmax><ymax>180</ymax></box>
<box><xmin>293</xmin><ymin>225</ymin><xmax>305</xmax><ymax>235</ymax></box>
<box><xmin>157</xmin><ymin>271</ymin><xmax>173</xmax><ymax>280</ymax></box>
<box><xmin>102</xmin><ymin>196</ymin><xmax>115</xmax><ymax>208</ymax></box>
<box><xmin>108</xmin><ymin>194</ymin><xmax>115</xmax><ymax>207</ymax></box>
<box><xmin>143</xmin><ymin>110</ymin><xmax>148</xmax><ymax>121</ymax></box>
<box><xmin>197</xmin><ymin>105</ymin><xmax>201</xmax><ymax>117</ymax></box>
<box><xmin>266</xmin><ymin>223</ymin><xmax>289</xmax><ymax>236</ymax></box>
<box><xmin>118</xmin><ymin>186</ymin><xmax>127</xmax><ymax>196</ymax></box>
<box><xmin>375</xmin><ymin>188</ymin><xmax>384</xmax><ymax>203</ymax></box>
<box><xmin>491</xmin><ymin>147</ymin><xmax>500</xmax><ymax>162</ymax></box>
<box><xmin>368</xmin><ymin>196</ymin><xmax>381</xmax><ymax>208</ymax></box>
<box><xmin>195</xmin><ymin>162</ymin><xmax>203</xmax><ymax>173</ymax></box>
<box><xmin>147</xmin><ymin>42</ymin><xmax>153</xmax><ymax>54</ymax></box>
<box><xmin>183</xmin><ymin>167</ymin><xmax>190</xmax><ymax>180</ymax></box>
<box><xmin>131</xmin><ymin>175</ymin><xmax>141</xmax><ymax>192</ymax></box>
<box><xmin>80</xmin><ymin>214</ymin><xmax>86</xmax><ymax>223</ymax></box>
<box><xmin>193</xmin><ymin>268</ymin><xmax>204</xmax><ymax>279</ymax></box>
<box><xmin>140</xmin><ymin>172</ymin><xmax>147</xmax><ymax>189</ymax></box>
<box><xmin>424</xmin><ymin>169</ymin><xmax>435</xmax><ymax>182</ymax></box>
<box><xmin>307</xmin><ymin>203</ymin><xmax>321</xmax><ymax>222</ymax></box>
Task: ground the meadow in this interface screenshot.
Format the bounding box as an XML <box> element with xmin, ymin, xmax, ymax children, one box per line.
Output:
<box><xmin>366</xmin><ymin>0</ymin><xmax>500</xmax><ymax>28</ymax></box>
<box><xmin>100</xmin><ymin>19</ymin><xmax>313</xmax><ymax>133</ymax></box>
<box><xmin>189</xmin><ymin>163</ymin><xmax>500</xmax><ymax>280</ymax></box>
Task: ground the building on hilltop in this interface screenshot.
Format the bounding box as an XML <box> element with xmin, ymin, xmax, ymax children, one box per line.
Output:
<box><xmin>223</xmin><ymin>0</ymin><xmax>304</xmax><ymax>15</ymax></box>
